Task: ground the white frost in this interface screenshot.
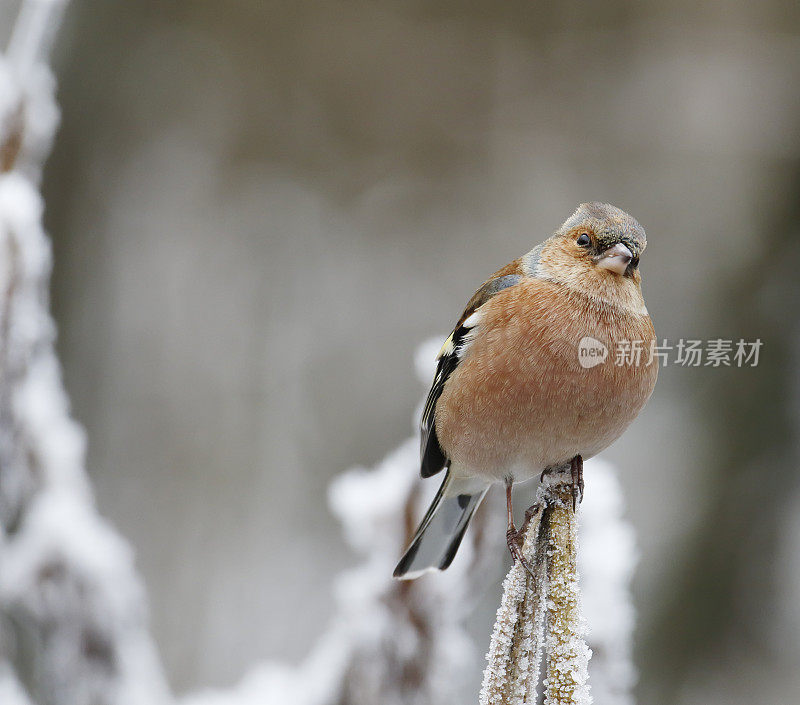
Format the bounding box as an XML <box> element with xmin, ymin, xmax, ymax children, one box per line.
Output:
<box><xmin>0</xmin><ymin>4</ymin><xmax>170</xmax><ymax>704</ymax></box>
<box><xmin>480</xmin><ymin>460</ymin><xmax>636</xmax><ymax>705</ymax></box>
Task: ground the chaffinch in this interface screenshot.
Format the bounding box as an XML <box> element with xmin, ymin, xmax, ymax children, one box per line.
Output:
<box><xmin>394</xmin><ymin>202</ymin><xmax>657</xmax><ymax>579</ymax></box>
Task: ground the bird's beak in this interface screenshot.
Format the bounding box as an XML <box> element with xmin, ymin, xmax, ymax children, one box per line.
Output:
<box><xmin>595</xmin><ymin>243</ymin><xmax>633</xmax><ymax>275</ymax></box>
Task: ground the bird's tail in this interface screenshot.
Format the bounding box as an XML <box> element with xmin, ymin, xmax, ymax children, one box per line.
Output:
<box><xmin>393</xmin><ymin>470</ymin><xmax>489</xmax><ymax>580</ymax></box>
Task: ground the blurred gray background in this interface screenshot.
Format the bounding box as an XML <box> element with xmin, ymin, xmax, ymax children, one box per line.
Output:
<box><xmin>35</xmin><ymin>1</ymin><xmax>800</xmax><ymax>703</ymax></box>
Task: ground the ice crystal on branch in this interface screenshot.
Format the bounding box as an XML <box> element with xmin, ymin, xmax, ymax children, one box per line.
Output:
<box><xmin>480</xmin><ymin>466</ymin><xmax>638</xmax><ymax>705</ymax></box>
<box><xmin>479</xmin><ymin>501</ymin><xmax>546</xmax><ymax>705</ymax></box>
<box><xmin>543</xmin><ymin>484</ymin><xmax>592</xmax><ymax>705</ymax></box>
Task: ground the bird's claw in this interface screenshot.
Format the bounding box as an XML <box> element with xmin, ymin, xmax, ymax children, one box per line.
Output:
<box><xmin>569</xmin><ymin>455</ymin><xmax>584</xmax><ymax>512</ymax></box>
<box><xmin>506</xmin><ymin>526</ymin><xmax>536</xmax><ymax>578</ymax></box>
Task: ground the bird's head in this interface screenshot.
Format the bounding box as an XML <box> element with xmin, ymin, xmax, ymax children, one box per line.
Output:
<box><xmin>555</xmin><ymin>202</ymin><xmax>646</xmax><ymax>276</ymax></box>
<box><xmin>534</xmin><ymin>203</ymin><xmax>649</xmax><ymax>311</ymax></box>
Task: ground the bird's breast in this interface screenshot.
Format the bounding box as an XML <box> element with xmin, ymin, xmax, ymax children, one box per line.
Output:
<box><xmin>435</xmin><ymin>279</ymin><xmax>657</xmax><ymax>481</ymax></box>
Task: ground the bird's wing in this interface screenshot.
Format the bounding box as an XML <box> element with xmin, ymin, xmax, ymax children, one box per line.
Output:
<box><xmin>420</xmin><ymin>270</ymin><xmax>524</xmax><ymax>478</ymax></box>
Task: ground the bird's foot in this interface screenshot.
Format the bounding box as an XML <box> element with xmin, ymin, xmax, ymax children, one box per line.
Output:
<box><xmin>520</xmin><ymin>502</ymin><xmax>541</xmax><ymax>535</ymax></box>
<box><xmin>569</xmin><ymin>455</ymin><xmax>584</xmax><ymax>511</ymax></box>
<box><xmin>506</xmin><ymin>526</ymin><xmax>536</xmax><ymax>578</ymax></box>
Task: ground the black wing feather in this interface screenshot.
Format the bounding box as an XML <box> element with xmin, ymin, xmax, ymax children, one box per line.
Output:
<box><xmin>419</xmin><ymin>273</ymin><xmax>522</xmax><ymax>478</ymax></box>
<box><xmin>420</xmin><ymin>336</ymin><xmax>462</xmax><ymax>478</ymax></box>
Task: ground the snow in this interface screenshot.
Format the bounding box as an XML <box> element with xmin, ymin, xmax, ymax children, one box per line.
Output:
<box><xmin>0</xmin><ymin>664</ymin><xmax>34</xmax><ymax>705</ymax></box>
<box><xmin>328</xmin><ymin>439</ymin><xmax>418</xmax><ymax>558</ymax></box>
<box><xmin>480</xmin><ymin>460</ymin><xmax>636</xmax><ymax>705</ymax></box>
<box><xmin>480</xmin><ymin>560</ymin><xmax>530</xmax><ymax>704</ymax></box>
<box><xmin>0</xmin><ymin>4</ymin><xmax>170</xmax><ymax>704</ymax></box>
<box><xmin>479</xmin><ymin>553</ymin><xmax>546</xmax><ymax>705</ymax></box>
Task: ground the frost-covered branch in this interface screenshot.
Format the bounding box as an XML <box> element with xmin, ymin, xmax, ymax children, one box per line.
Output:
<box><xmin>479</xmin><ymin>474</ymin><xmax>592</xmax><ymax>705</ymax></box>
<box><xmin>0</xmin><ymin>3</ymin><xmax>170</xmax><ymax>704</ymax></box>
<box><xmin>544</xmin><ymin>482</ymin><xmax>591</xmax><ymax>705</ymax></box>
<box><xmin>480</xmin><ymin>463</ymin><xmax>634</xmax><ymax>705</ymax></box>
<box><xmin>479</xmin><ymin>497</ymin><xmax>547</xmax><ymax>705</ymax></box>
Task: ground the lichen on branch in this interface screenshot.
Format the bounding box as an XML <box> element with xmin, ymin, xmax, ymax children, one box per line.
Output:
<box><xmin>480</xmin><ymin>474</ymin><xmax>592</xmax><ymax>705</ymax></box>
<box><xmin>544</xmin><ymin>484</ymin><xmax>592</xmax><ymax>705</ymax></box>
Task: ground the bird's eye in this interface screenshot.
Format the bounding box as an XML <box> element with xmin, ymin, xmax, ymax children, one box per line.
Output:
<box><xmin>576</xmin><ymin>233</ymin><xmax>591</xmax><ymax>247</ymax></box>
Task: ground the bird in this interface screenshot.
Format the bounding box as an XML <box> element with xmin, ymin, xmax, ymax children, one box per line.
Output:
<box><xmin>393</xmin><ymin>202</ymin><xmax>658</xmax><ymax>579</ymax></box>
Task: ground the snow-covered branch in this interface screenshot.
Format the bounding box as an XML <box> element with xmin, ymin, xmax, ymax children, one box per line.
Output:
<box><xmin>479</xmin><ymin>495</ymin><xmax>547</xmax><ymax>705</ymax></box>
<box><xmin>0</xmin><ymin>4</ymin><xmax>170</xmax><ymax>704</ymax></box>
<box><xmin>480</xmin><ymin>462</ymin><xmax>637</xmax><ymax>705</ymax></box>
<box><xmin>544</xmin><ymin>482</ymin><xmax>591</xmax><ymax>705</ymax></box>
